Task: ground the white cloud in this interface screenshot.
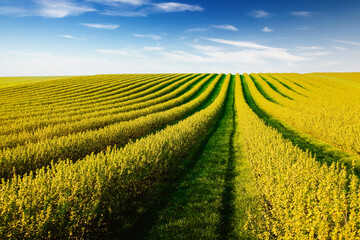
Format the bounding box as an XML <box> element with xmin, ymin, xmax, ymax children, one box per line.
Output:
<box><xmin>0</xmin><ymin>0</ymin><xmax>96</xmax><ymax>18</ymax></box>
<box><xmin>162</xmin><ymin>50</ymin><xmax>211</xmax><ymax>63</ymax></box>
<box><xmin>187</xmin><ymin>28</ymin><xmax>207</xmax><ymax>32</ymax></box>
<box><xmin>291</xmin><ymin>11</ymin><xmax>313</xmax><ymax>17</ymax></box>
<box><xmin>102</xmin><ymin>2</ymin><xmax>204</xmax><ymax>17</ymax></box>
<box><xmin>96</xmin><ymin>46</ymin><xmax>163</xmax><ymax>58</ymax></box>
<box><xmin>133</xmin><ymin>33</ymin><xmax>161</xmax><ymax>40</ymax></box>
<box><xmin>162</xmin><ymin>47</ymin><xmax>306</xmax><ymax>66</ymax></box>
<box><xmin>202</xmin><ymin>37</ymin><xmax>272</xmax><ymax>50</ymax></box>
<box><xmin>80</xmin><ymin>23</ymin><xmax>119</xmax><ymax>30</ymax></box>
<box><xmin>1</xmin><ymin>45</ymin><xmax>359</xmax><ymax>76</ymax></box>
<box><xmin>248</xmin><ymin>10</ymin><xmax>269</xmax><ymax>18</ymax></box>
<box><xmin>301</xmin><ymin>51</ymin><xmax>332</xmax><ymax>57</ymax></box>
<box><xmin>333</xmin><ymin>46</ymin><xmax>347</xmax><ymax>51</ymax></box>
<box><xmin>153</xmin><ymin>2</ymin><xmax>203</xmax><ymax>12</ymax></box>
<box><xmin>97</xmin><ymin>49</ymin><xmax>132</xmax><ymax>56</ymax></box>
<box><xmin>103</xmin><ymin>9</ymin><xmax>147</xmax><ymax>16</ymax></box>
<box><xmin>296</xmin><ymin>46</ymin><xmax>322</xmax><ymax>50</ymax></box>
<box><xmin>142</xmin><ymin>46</ymin><xmax>163</xmax><ymax>51</ymax></box>
<box><xmin>160</xmin><ymin>41</ymin><xmax>343</xmax><ymax>73</ymax></box>
<box><xmin>262</xmin><ymin>27</ymin><xmax>273</xmax><ymax>33</ymax></box>
<box><xmin>212</xmin><ymin>25</ymin><xmax>238</xmax><ymax>31</ymax></box>
<box><xmin>202</xmin><ymin>37</ymin><xmax>307</xmax><ymax>62</ymax></box>
<box><xmin>34</xmin><ymin>0</ymin><xmax>96</xmax><ymax>18</ymax></box>
<box><xmin>59</xmin><ymin>34</ymin><xmax>85</xmax><ymax>40</ymax></box>
<box><xmin>86</xmin><ymin>0</ymin><xmax>149</xmax><ymax>6</ymax></box>
<box><xmin>328</xmin><ymin>39</ymin><xmax>360</xmax><ymax>46</ymax></box>
<box><xmin>192</xmin><ymin>44</ymin><xmax>223</xmax><ymax>52</ymax></box>
<box><xmin>0</xmin><ymin>0</ymin><xmax>203</xmax><ymax>18</ymax></box>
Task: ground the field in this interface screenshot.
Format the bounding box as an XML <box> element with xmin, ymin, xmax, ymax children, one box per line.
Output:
<box><xmin>0</xmin><ymin>72</ymin><xmax>360</xmax><ymax>239</ymax></box>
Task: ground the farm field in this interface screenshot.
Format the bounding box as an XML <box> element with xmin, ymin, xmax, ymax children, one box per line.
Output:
<box><xmin>0</xmin><ymin>76</ymin><xmax>72</xmax><ymax>89</ymax></box>
<box><xmin>0</xmin><ymin>72</ymin><xmax>360</xmax><ymax>239</ymax></box>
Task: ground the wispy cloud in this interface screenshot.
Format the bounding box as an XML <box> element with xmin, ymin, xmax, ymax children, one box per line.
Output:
<box><xmin>34</xmin><ymin>0</ymin><xmax>96</xmax><ymax>18</ymax></box>
<box><xmin>143</xmin><ymin>46</ymin><xmax>163</xmax><ymax>51</ymax></box>
<box><xmin>133</xmin><ymin>33</ymin><xmax>161</xmax><ymax>40</ymax></box>
<box><xmin>212</xmin><ymin>25</ymin><xmax>238</xmax><ymax>31</ymax></box>
<box><xmin>179</xmin><ymin>36</ymin><xmax>189</xmax><ymax>40</ymax></box>
<box><xmin>262</xmin><ymin>26</ymin><xmax>273</xmax><ymax>33</ymax></box>
<box><xmin>0</xmin><ymin>0</ymin><xmax>203</xmax><ymax>18</ymax></box>
<box><xmin>102</xmin><ymin>1</ymin><xmax>203</xmax><ymax>17</ymax></box>
<box><xmin>162</xmin><ymin>50</ymin><xmax>210</xmax><ymax>63</ymax></box>
<box><xmin>296</xmin><ymin>46</ymin><xmax>322</xmax><ymax>50</ymax></box>
<box><xmin>103</xmin><ymin>9</ymin><xmax>147</xmax><ymax>16</ymax></box>
<box><xmin>200</xmin><ymin>37</ymin><xmax>307</xmax><ymax>62</ymax></box>
<box><xmin>291</xmin><ymin>11</ymin><xmax>313</xmax><ymax>17</ymax></box>
<box><xmin>301</xmin><ymin>51</ymin><xmax>332</xmax><ymax>57</ymax></box>
<box><xmin>202</xmin><ymin>37</ymin><xmax>272</xmax><ymax>50</ymax></box>
<box><xmin>153</xmin><ymin>2</ymin><xmax>203</xmax><ymax>12</ymax></box>
<box><xmin>248</xmin><ymin>10</ymin><xmax>269</xmax><ymax>18</ymax></box>
<box><xmin>162</xmin><ymin>42</ymin><xmax>307</xmax><ymax>68</ymax></box>
<box><xmin>80</xmin><ymin>23</ymin><xmax>119</xmax><ymax>29</ymax></box>
<box><xmin>97</xmin><ymin>49</ymin><xmax>132</xmax><ymax>55</ymax></box>
<box><xmin>0</xmin><ymin>0</ymin><xmax>96</xmax><ymax>18</ymax></box>
<box><xmin>192</xmin><ymin>44</ymin><xmax>223</xmax><ymax>52</ymax></box>
<box><xmin>328</xmin><ymin>39</ymin><xmax>360</xmax><ymax>46</ymax></box>
<box><xmin>187</xmin><ymin>28</ymin><xmax>207</xmax><ymax>32</ymax></box>
<box><xmin>86</xmin><ymin>0</ymin><xmax>149</xmax><ymax>6</ymax></box>
<box><xmin>333</xmin><ymin>46</ymin><xmax>347</xmax><ymax>51</ymax></box>
<box><xmin>59</xmin><ymin>34</ymin><xmax>85</xmax><ymax>40</ymax></box>
<box><xmin>97</xmin><ymin>45</ymin><xmax>163</xmax><ymax>57</ymax></box>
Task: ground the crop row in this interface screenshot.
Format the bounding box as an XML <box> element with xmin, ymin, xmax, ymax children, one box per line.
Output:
<box><xmin>0</xmin><ymin>74</ymin><xmax>197</xmax><ymax>135</ymax></box>
<box><xmin>0</xmin><ymin>74</ymin><xmax>183</xmax><ymax>118</ymax></box>
<box><xmin>0</xmin><ymin>74</ymin><xmax>221</xmax><ymax>179</ymax></box>
<box><xmin>0</xmin><ymin>74</ymin><xmax>169</xmax><ymax>102</ymax></box>
<box><xmin>0</xmin><ymin>74</ymin><xmax>154</xmax><ymax>105</ymax></box>
<box><xmin>246</xmin><ymin>73</ymin><xmax>360</xmax><ymax>157</ymax></box>
<box><xmin>0</xmin><ymin>74</ymin><xmax>208</xmax><ymax>149</ymax></box>
<box><xmin>0</xmin><ymin>74</ymin><xmax>230</xmax><ymax>239</ymax></box>
<box><xmin>235</xmin><ymin>73</ymin><xmax>360</xmax><ymax>239</ymax></box>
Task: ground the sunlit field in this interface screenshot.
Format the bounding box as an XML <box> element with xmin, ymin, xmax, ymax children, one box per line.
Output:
<box><xmin>0</xmin><ymin>73</ymin><xmax>359</xmax><ymax>239</ymax></box>
<box><xmin>1</xmin><ymin>0</ymin><xmax>360</xmax><ymax>238</ymax></box>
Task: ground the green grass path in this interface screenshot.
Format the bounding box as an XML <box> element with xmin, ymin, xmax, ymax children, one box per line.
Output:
<box><xmin>144</xmin><ymin>75</ymin><xmax>237</xmax><ymax>239</ymax></box>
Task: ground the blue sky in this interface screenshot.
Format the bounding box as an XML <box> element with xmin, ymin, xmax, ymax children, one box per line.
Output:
<box><xmin>1</xmin><ymin>0</ymin><xmax>360</xmax><ymax>75</ymax></box>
